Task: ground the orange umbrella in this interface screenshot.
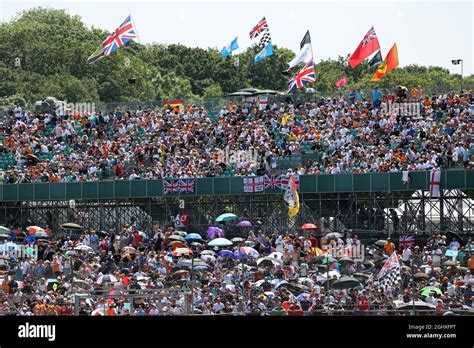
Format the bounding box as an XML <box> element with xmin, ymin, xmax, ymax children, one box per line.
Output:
<box><xmin>170</xmin><ymin>241</ymin><xmax>186</xmax><ymax>250</ymax></box>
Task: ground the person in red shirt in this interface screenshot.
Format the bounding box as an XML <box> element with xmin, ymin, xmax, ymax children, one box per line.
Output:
<box><xmin>132</xmin><ymin>231</ymin><xmax>142</xmax><ymax>247</ymax></box>
<box><xmin>309</xmin><ymin>235</ymin><xmax>318</xmax><ymax>248</ymax></box>
<box><xmin>357</xmin><ymin>295</ymin><xmax>369</xmax><ymax>315</ymax></box>
<box><xmin>287</xmin><ymin>303</ymin><xmax>304</xmax><ymax>316</ymax></box>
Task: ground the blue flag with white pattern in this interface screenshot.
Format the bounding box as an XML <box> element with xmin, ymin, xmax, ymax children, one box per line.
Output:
<box><xmin>221</xmin><ymin>37</ymin><xmax>239</xmax><ymax>58</ymax></box>
<box><xmin>254</xmin><ymin>42</ymin><xmax>273</xmax><ymax>63</ymax></box>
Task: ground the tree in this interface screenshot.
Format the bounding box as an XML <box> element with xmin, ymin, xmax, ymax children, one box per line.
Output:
<box><xmin>0</xmin><ymin>7</ymin><xmax>472</xmax><ymax>108</ymax></box>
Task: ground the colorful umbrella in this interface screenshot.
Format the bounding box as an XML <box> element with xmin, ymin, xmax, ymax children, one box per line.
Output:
<box><xmin>207</xmin><ymin>227</ymin><xmax>224</xmax><ymax>239</ymax></box>
<box><xmin>26</xmin><ymin>226</ymin><xmax>44</xmax><ymax>233</ymax></box>
<box><xmin>215</xmin><ymin>213</ymin><xmax>238</xmax><ymax>222</ymax></box>
<box><xmin>231</xmin><ymin>237</ymin><xmax>244</xmax><ymax>243</ymax></box>
<box><xmin>208</xmin><ymin>238</ymin><xmax>233</xmax><ymax>247</ymax></box>
<box><xmin>172</xmin><ymin>248</ymin><xmax>193</xmax><ymax>257</ymax></box>
<box><xmin>236</xmin><ymin>220</ymin><xmax>252</xmax><ymax>227</ymax></box>
<box><xmin>301</xmin><ymin>223</ymin><xmax>318</xmax><ymax>230</ymax></box>
<box><xmin>238</xmin><ymin>246</ymin><xmax>260</xmax><ymax>258</ymax></box>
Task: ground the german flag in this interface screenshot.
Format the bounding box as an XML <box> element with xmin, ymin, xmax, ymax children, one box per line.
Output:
<box><xmin>163</xmin><ymin>99</ymin><xmax>184</xmax><ymax>113</ymax></box>
<box><xmin>371</xmin><ymin>43</ymin><xmax>399</xmax><ymax>82</ymax></box>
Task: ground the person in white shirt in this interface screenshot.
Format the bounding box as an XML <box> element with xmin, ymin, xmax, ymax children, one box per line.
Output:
<box><xmin>402</xmin><ymin>245</ymin><xmax>412</xmax><ymax>266</ymax></box>
<box><xmin>431</xmin><ymin>246</ymin><xmax>442</xmax><ymax>267</ymax></box>
<box><xmin>449</xmin><ymin>239</ymin><xmax>460</xmax><ymax>251</ymax></box>
<box><xmin>213</xmin><ymin>300</ymin><xmax>224</xmax><ymax>313</ymax></box>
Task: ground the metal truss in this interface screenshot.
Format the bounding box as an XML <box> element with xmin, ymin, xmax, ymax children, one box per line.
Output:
<box><xmin>0</xmin><ymin>188</ymin><xmax>472</xmax><ymax>238</ymax></box>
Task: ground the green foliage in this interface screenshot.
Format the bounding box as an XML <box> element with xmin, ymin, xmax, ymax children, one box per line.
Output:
<box><xmin>0</xmin><ymin>7</ymin><xmax>472</xmax><ymax>107</ymax></box>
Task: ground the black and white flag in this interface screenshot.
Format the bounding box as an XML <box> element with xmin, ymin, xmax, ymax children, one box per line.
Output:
<box><xmin>377</xmin><ymin>252</ymin><xmax>402</xmax><ymax>289</ymax></box>
<box><xmin>258</xmin><ymin>32</ymin><xmax>272</xmax><ymax>49</ymax></box>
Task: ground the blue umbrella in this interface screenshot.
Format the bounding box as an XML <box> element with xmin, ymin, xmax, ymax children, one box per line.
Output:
<box><xmin>215</xmin><ymin>213</ymin><xmax>238</xmax><ymax>222</ymax></box>
<box><xmin>185</xmin><ymin>233</ymin><xmax>203</xmax><ymax>241</ymax></box>
<box><xmin>218</xmin><ymin>250</ymin><xmax>234</xmax><ymax>258</ymax></box>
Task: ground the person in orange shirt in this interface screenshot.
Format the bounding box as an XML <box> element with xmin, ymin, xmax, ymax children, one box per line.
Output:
<box><xmin>468</xmin><ymin>253</ymin><xmax>474</xmax><ymax>270</ymax></box>
<box><xmin>1</xmin><ymin>276</ymin><xmax>10</xmax><ymax>295</ymax></box>
<box><xmin>384</xmin><ymin>238</ymin><xmax>396</xmax><ymax>255</ymax></box>
<box><xmin>105</xmin><ymin>305</ymin><xmax>116</xmax><ymax>316</ymax></box>
<box><xmin>422</xmin><ymin>96</ymin><xmax>432</xmax><ymax>108</ymax></box>
<box><xmin>33</xmin><ymin>300</ymin><xmax>47</xmax><ymax>315</ymax></box>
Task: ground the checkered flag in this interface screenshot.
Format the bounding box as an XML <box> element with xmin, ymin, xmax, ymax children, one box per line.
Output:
<box><xmin>258</xmin><ymin>32</ymin><xmax>272</xmax><ymax>49</ymax></box>
<box><xmin>377</xmin><ymin>252</ymin><xmax>401</xmax><ymax>289</ymax></box>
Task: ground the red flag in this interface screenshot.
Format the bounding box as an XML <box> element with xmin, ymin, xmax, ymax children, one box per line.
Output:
<box><xmin>335</xmin><ymin>76</ymin><xmax>348</xmax><ymax>87</ymax></box>
<box><xmin>348</xmin><ymin>27</ymin><xmax>380</xmax><ymax>69</ymax></box>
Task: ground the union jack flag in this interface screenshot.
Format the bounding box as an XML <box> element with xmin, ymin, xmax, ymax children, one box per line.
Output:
<box><xmin>399</xmin><ymin>234</ymin><xmax>415</xmax><ymax>247</ymax></box>
<box><xmin>264</xmin><ymin>175</ymin><xmax>300</xmax><ymax>190</ymax></box>
<box><xmin>178</xmin><ymin>179</ymin><xmax>195</xmax><ymax>193</ymax></box>
<box><xmin>362</xmin><ymin>27</ymin><xmax>377</xmax><ymax>47</ymax></box>
<box><xmin>264</xmin><ymin>175</ymin><xmax>283</xmax><ymax>189</ymax></box>
<box><xmin>249</xmin><ymin>17</ymin><xmax>269</xmax><ymax>39</ymax></box>
<box><xmin>287</xmin><ymin>59</ymin><xmax>316</xmax><ymax>94</ymax></box>
<box><xmin>163</xmin><ymin>179</ymin><xmax>179</xmax><ymax>195</ymax></box>
<box><xmin>87</xmin><ymin>15</ymin><xmax>138</xmax><ymax>62</ymax></box>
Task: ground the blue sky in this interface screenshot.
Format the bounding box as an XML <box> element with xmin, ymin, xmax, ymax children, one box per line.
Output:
<box><xmin>1</xmin><ymin>0</ymin><xmax>472</xmax><ymax>75</ymax></box>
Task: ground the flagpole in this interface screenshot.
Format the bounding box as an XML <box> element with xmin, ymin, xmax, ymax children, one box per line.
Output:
<box><xmin>129</xmin><ymin>11</ymin><xmax>141</xmax><ymax>44</ymax></box>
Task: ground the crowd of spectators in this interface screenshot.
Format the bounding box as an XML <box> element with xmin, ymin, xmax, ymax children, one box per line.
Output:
<box><xmin>1</xmin><ymin>223</ymin><xmax>473</xmax><ymax>316</ymax></box>
<box><xmin>1</xmin><ymin>88</ymin><xmax>472</xmax><ymax>183</ymax></box>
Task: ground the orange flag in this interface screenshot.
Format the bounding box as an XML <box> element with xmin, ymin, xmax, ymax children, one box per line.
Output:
<box><xmin>371</xmin><ymin>43</ymin><xmax>399</xmax><ymax>82</ymax></box>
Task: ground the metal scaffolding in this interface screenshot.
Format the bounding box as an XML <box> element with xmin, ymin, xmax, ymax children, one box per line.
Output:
<box><xmin>1</xmin><ymin>188</ymin><xmax>472</xmax><ymax>239</ymax></box>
